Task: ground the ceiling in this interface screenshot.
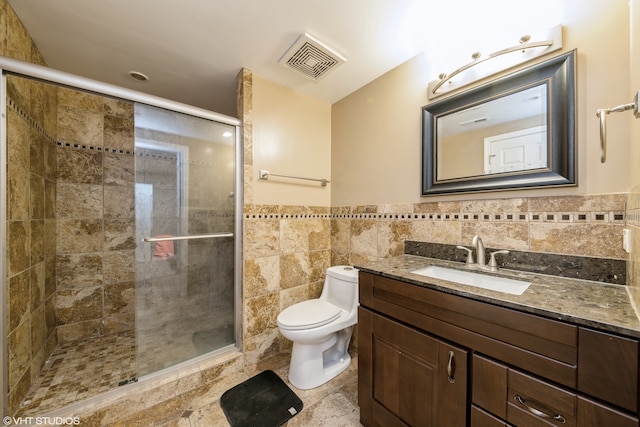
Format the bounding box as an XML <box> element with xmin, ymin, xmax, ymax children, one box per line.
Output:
<box><xmin>7</xmin><ymin>0</ymin><xmax>568</xmax><ymax>118</ymax></box>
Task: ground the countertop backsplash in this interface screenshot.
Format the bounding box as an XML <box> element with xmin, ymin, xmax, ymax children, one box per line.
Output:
<box><xmin>405</xmin><ymin>240</ymin><xmax>627</xmax><ymax>285</ymax></box>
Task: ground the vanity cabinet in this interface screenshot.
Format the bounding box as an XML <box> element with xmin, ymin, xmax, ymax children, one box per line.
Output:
<box><xmin>358</xmin><ymin>271</ymin><xmax>640</xmax><ymax>427</ymax></box>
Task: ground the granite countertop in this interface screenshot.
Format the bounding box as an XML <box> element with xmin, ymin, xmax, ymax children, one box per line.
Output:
<box><xmin>355</xmin><ymin>255</ymin><xmax>640</xmax><ymax>339</ymax></box>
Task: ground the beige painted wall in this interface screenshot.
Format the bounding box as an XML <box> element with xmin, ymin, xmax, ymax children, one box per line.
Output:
<box><xmin>251</xmin><ymin>74</ymin><xmax>332</xmax><ymax>206</ymax></box>
<box><xmin>331</xmin><ymin>0</ymin><xmax>631</xmax><ymax>205</ymax></box>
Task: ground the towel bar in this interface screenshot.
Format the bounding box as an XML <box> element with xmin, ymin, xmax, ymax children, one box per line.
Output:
<box><xmin>259</xmin><ymin>169</ymin><xmax>330</xmax><ymax>187</ymax></box>
<box><xmin>596</xmin><ymin>90</ymin><xmax>640</xmax><ymax>163</ymax></box>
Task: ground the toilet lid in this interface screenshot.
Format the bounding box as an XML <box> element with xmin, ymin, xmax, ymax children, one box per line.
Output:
<box><xmin>277</xmin><ymin>299</ymin><xmax>342</xmax><ymax>330</ymax></box>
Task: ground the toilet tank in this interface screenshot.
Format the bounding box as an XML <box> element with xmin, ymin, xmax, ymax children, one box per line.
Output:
<box><xmin>322</xmin><ymin>266</ymin><xmax>359</xmax><ymax>312</ymax></box>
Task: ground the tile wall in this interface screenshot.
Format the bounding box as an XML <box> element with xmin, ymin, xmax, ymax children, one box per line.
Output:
<box><xmin>331</xmin><ymin>195</ymin><xmax>628</xmax><ymax>264</ymax></box>
<box><xmin>6</xmin><ymin>75</ymin><xmax>58</xmax><ymax>413</ymax></box>
<box><xmin>628</xmin><ymin>193</ymin><xmax>640</xmax><ymax>305</ymax></box>
<box><xmin>243</xmin><ymin>205</ymin><xmax>332</xmax><ymax>363</ymax></box>
<box><xmin>54</xmin><ymin>87</ymin><xmax>136</xmax><ymax>343</ymax></box>
<box><xmin>3</xmin><ymin>0</ymin><xmax>56</xmax><ymax>412</ymax></box>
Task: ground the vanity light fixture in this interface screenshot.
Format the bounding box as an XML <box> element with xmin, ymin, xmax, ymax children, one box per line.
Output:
<box><xmin>427</xmin><ymin>25</ymin><xmax>562</xmax><ymax>99</ymax></box>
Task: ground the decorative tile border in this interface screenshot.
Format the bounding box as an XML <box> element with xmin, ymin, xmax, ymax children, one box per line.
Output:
<box><xmin>244</xmin><ymin>213</ymin><xmax>331</xmax><ymax>219</ymax></box>
<box><xmin>244</xmin><ymin>210</ymin><xmax>625</xmax><ymax>223</ymax></box>
<box><xmin>11</xmin><ymin>98</ymin><xmax>236</xmax><ymax>162</ymax></box>
<box><xmin>8</xmin><ymin>96</ymin><xmax>56</xmax><ymax>143</ymax></box>
<box><xmin>56</xmin><ymin>141</ymin><xmax>135</xmax><ymax>156</ymax></box>
<box><xmin>241</xmin><ymin>196</ymin><xmax>628</xmax><ymax>227</ymax></box>
<box><xmin>10</xmin><ymin>97</ymin><xmax>137</xmax><ymax>157</ymax></box>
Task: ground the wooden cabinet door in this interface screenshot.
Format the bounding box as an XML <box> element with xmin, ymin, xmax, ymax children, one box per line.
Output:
<box><xmin>437</xmin><ymin>341</ymin><xmax>469</xmax><ymax>426</ymax></box>
<box><xmin>578</xmin><ymin>328</ymin><xmax>639</xmax><ymax>413</ymax></box>
<box><xmin>359</xmin><ymin>307</ymin><xmax>468</xmax><ymax>426</ymax></box>
<box><xmin>577</xmin><ymin>396</ymin><xmax>639</xmax><ymax>427</ymax></box>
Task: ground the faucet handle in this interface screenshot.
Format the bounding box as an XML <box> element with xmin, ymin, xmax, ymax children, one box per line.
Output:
<box><xmin>456</xmin><ymin>246</ymin><xmax>475</xmax><ymax>265</ymax></box>
<box><xmin>488</xmin><ymin>250</ymin><xmax>509</xmax><ymax>269</ymax></box>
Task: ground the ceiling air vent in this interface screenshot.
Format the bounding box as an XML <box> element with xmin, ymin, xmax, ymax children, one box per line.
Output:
<box><xmin>279</xmin><ymin>33</ymin><xmax>346</xmax><ymax>81</ymax></box>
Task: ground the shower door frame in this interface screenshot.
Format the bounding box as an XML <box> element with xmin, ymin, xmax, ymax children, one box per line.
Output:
<box><xmin>0</xmin><ymin>56</ymin><xmax>243</xmax><ymax>415</ymax></box>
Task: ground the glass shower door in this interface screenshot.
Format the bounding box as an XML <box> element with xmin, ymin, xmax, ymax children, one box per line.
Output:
<box><xmin>134</xmin><ymin>103</ymin><xmax>236</xmax><ymax>376</ymax></box>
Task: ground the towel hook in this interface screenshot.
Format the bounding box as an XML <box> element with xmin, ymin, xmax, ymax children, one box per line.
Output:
<box><xmin>597</xmin><ymin>91</ymin><xmax>640</xmax><ymax>163</ymax></box>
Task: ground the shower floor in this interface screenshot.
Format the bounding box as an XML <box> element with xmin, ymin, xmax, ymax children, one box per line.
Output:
<box><xmin>17</xmin><ymin>331</ymin><xmax>137</xmax><ymax>415</ymax></box>
<box><xmin>17</xmin><ymin>320</ymin><xmax>234</xmax><ymax>417</ymax></box>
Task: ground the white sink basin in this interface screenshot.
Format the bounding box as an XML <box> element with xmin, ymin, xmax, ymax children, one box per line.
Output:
<box><xmin>411</xmin><ymin>266</ymin><xmax>531</xmax><ymax>295</ymax></box>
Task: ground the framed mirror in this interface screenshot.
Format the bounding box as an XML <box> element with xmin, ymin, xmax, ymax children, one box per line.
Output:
<box><xmin>421</xmin><ymin>50</ymin><xmax>576</xmax><ymax>195</ymax></box>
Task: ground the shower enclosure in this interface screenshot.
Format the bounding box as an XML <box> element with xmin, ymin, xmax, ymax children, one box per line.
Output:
<box><xmin>1</xmin><ymin>58</ymin><xmax>242</xmax><ymax>416</ymax></box>
<box><xmin>134</xmin><ymin>103</ymin><xmax>237</xmax><ymax>376</ymax></box>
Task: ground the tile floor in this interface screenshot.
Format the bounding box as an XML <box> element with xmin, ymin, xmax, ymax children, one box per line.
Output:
<box><xmin>172</xmin><ymin>353</ymin><xmax>362</xmax><ymax>427</ymax></box>
<box><xmin>93</xmin><ymin>351</ymin><xmax>361</xmax><ymax>426</ymax></box>
<box><xmin>19</xmin><ymin>337</ymin><xmax>361</xmax><ymax>426</ymax></box>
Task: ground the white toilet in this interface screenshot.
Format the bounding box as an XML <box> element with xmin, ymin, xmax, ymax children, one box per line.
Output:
<box><xmin>277</xmin><ymin>265</ymin><xmax>359</xmax><ymax>390</ymax></box>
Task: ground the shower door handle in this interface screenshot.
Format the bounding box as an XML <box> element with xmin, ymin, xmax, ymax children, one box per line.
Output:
<box><xmin>143</xmin><ymin>232</ymin><xmax>234</xmax><ymax>242</ymax></box>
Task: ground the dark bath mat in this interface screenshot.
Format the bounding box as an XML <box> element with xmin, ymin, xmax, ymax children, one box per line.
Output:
<box><xmin>220</xmin><ymin>370</ymin><xmax>303</xmax><ymax>427</ymax></box>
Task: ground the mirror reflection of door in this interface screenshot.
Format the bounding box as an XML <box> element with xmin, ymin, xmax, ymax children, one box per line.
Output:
<box><xmin>436</xmin><ymin>84</ymin><xmax>547</xmax><ymax>180</ymax></box>
<box><xmin>484</xmin><ymin>126</ymin><xmax>547</xmax><ymax>174</ymax></box>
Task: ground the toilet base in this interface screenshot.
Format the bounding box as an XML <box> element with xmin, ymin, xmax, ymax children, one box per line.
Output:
<box><xmin>287</xmin><ymin>326</ymin><xmax>353</xmax><ymax>390</ymax></box>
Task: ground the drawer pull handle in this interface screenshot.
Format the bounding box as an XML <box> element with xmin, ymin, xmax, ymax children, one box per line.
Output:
<box><xmin>514</xmin><ymin>395</ymin><xmax>566</xmax><ymax>423</ymax></box>
<box><xmin>447</xmin><ymin>351</ymin><xmax>455</xmax><ymax>383</ymax></box>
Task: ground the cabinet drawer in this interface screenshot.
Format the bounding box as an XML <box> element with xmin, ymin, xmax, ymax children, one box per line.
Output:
<box><xmin>507</xmin><ymin>369</ymin><xmax>576</xmax><ymax>426</ymax></box>
<box><xmin>471</xmin><ymin>405</ymin><xmax>510</xmax><ymax>427</ymax></box>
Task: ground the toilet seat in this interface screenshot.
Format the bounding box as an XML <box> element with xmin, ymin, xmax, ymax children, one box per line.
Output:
<box><xmin>277</xmin><ymin>299</ymin><xmax>342</xmax><ymax>330</ymax></box>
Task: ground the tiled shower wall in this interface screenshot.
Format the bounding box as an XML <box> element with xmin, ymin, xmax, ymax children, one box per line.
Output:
<box><xmin>3</xmin><ymin>0</ymin><xmax>56</xmax><ymax>412</ymax></box>
<box><xmin>6</xmin><ymin>74</ymin><xmax>137</xmax><ymax>413</ymax></box>
<box><xmin>54</xmin><ymin>87</ymin><xmax>136</xmax><ymax>343</ymax></box>
<box><xmin>6</xmin><ymin>75</ymin><xmax>58</xmax><ymax>413</ymax></box>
